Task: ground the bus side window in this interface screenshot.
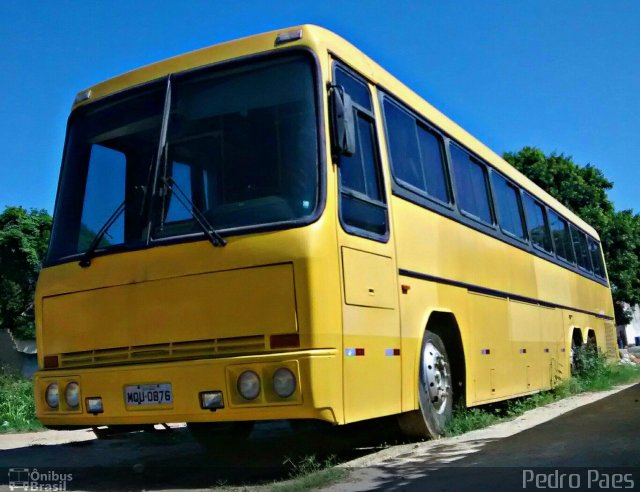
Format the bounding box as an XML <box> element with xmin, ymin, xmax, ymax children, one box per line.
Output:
<box><xmin>383</xmin><ymin>98</ymin><xmax>450</xmax><ymax>204</ymax></box>
<box><xmin>570</xmin><ymin>225</ymin><xmax>593</xmax><ymax>272</ymax></box>
<box><xmin>491</xmin><ymin>172</ymin><xmax>526</xmax><ymax>240</ymax></box>
<box><xmin>523</xmin><ymin>193</ymin><xmax>553</xmax><ymax>253</ymax></box>
<box><xmin>587</xmin><ymin>237</ymin><xmax>605</xmax><ymax>277</ymax></box>
<box><xmin>549</xmin><ymin>210</ymin><xmax>575</xmax><ymax>263</ymax></box>
<box><xmin>449</xmin><ymin>143</ymin><xmax>493</xmax><ymax>225</ymax></box>
<box><xmin>334</xmin><ymin>65</ymin><xmax>388</xmax><ymax>239</ymax></box>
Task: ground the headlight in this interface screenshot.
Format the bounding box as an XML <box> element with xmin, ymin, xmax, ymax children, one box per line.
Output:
<box><xmin>45</xmin><ymin>383</ymin><xmax>59</xmax><ymax>409</ymax></box>
<box><xmin>65</xmin><ymin>382</ymin><xmax>80</xmax><ymax>409</ymax></box>
<box><xmin>272</xmin><ymin>367</ymin><xmax>296</xmax><ymax>398</ymax></box>
<box><xmin>237</xmin><ymin>371</ymin><xmax>261</xmax><ymax>400</ymax></box>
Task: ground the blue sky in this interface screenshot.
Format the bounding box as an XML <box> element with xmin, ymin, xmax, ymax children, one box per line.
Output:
<box><xmin>1</xmin><ymin>1</ymin><xmax>638</xmax><ymax>213</ymax></box>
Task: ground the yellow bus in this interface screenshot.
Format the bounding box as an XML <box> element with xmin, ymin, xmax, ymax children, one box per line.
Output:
<box><xmin>34</xmin><ymin>25</ymin><xmax>616</xmax><ymax>440</ymax></box>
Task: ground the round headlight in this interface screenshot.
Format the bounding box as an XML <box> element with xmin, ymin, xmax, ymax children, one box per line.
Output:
<box><xmin>45</xmin><ymin>383</ymin><xmax>59</xmax><ymax>409</ymax></box>
<box><xmin>237</xmin><ymin>370</ymin><xmax>261</xmax><ymax>400</ymax></box>
<box><xmin>65</xmin><ymin>382</ymin><xmax>80</xmax><ymax>408</ymax></box>
<box><xmin>272</xmin><ymin>367</ymin><xmax>296</xmax><ymax>398</ymax></box>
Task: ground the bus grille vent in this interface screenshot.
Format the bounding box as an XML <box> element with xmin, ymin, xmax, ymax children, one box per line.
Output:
<box><xmin>58</xmin><ymin>335</ymin><xmax>267</xmax><ymax>368</ymax></box>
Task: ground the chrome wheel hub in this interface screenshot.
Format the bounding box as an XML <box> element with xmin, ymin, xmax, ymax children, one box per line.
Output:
<box><xmin>422</xmin><ymin>341</ymin><xmax>451</xmax><ymax>414</ymax></box>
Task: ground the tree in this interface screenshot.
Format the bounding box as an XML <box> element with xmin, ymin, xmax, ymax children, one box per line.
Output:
<box><xmin>503</xmin><ymin>147</ymin><xmax>640</xmax><ymax>325</ymax></box>
<box><xmin>0</xmin><ymin>207</ymin><xmax>51</xmax><ymax>339</ymax></box>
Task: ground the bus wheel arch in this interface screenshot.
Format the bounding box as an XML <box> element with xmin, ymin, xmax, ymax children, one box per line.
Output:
<box><xmin>424</xmin><ymin>311</ymin><xmax>466</xmax><ymax>406</ymax></box>
<box><xmin>586</xmin><ymin>329</ymin><xmax>597</xmax><ymax>348</ymax></box>
<box><xmin>570</xmin><ymin>327</ymin><xmax>584</xmax><ymax>375</ymax></box>
<box><xmin>398</xmin><ymin>311</ymin><xmax>465</xmax><ymax>439</ymax></box>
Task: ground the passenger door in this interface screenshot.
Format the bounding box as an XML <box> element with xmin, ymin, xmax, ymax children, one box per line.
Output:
<box><xmin>332</xmin><ymin>62</ymin><xmax>401</xmax><ymax>423</ymax></box>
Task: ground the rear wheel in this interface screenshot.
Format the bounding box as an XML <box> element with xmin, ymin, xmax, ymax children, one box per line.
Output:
<box><xmin>187</xmin><ymin>421</ymin><xmax>253</xmax><ymax>450</ymax></box>
<box><xmin>570</xmin><ymin>331</ymin><xmax>583</xmax><ymax>375</ymax></box>
<box><xmin>398</xmin><ymin>331</ymin><xmax>453</xmax><ymax>439</ymax></box>
<box><xmin>587</xmin><ymin>331</ymin><xmax>598</xmax><ymax>352</ymax></box>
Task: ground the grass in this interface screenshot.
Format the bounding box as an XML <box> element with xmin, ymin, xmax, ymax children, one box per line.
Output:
<box><xmin>0</xmin><ymin>367</ymin><xmax>41</xmax><ymax>433</ymax></box>
<box><xmin>445</xmin><ymin>347</ymin><xmax>640</xmax><ymax>437</ymax></box>
<box><xmin>267</xmin><ymin>455</ymin><xmax>348</xmax><ymax>492</ymax></box>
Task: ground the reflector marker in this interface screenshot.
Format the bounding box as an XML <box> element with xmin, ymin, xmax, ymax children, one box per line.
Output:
<box><xmin>345</xmin><ymin>348</ymin><xmax>365</xmax><ymax>357</ymax></box>
<box><xmin>384</xmin><ymin>348</ymin><xmax>401</xmax><ymax>356</ymax></box>
<box><xmin>560</xmin><ymin>348</ymin><xmax>566</xmax><ymax>352</ymax></box>
<box><xmin>520</xmin><ymin>348</ymin><xmax>527</xmax><ymax>354</ymax></box>
<box><xmin>481</xmin><ymin>349</ymin><xmax>491</xmax><ymax>355</ymax></box>
<box><xmin>544</xmin><ymin>348</ymin><xmax>550</xmax><ymax>353</ymax></box>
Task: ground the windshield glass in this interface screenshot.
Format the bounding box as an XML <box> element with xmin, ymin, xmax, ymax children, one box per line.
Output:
<box><xmin>48</xmin><ymin>84</ymin><xmax>165</xmax><ymax>262</ymax></box>
<box><xmin>154</xmin><ymin>55</ymin><xmax>318</xmax><ymax>238</ymax></box>
<box><xmin>47</xmin><ymin>54</ymin><xmax>320</xmax><ymax>264</ymax></box>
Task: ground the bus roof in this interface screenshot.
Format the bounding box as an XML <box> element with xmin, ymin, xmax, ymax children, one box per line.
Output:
<box><xmin>76</xmin><ymin>24</ymin><xmax>599</xmax><ymax>239</ymax></box>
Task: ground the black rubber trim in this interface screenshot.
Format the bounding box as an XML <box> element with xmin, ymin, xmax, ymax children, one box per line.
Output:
<box><xmin>398</xmin><ymin>268</ymin><xmax>614</xmax><ymax>321</ymax></box>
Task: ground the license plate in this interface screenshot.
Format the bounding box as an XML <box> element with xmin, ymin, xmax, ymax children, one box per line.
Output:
<box><xmin>124</xmin><ymin>383</ymin><xmax>172</xmax><ymax>406</ymax></box>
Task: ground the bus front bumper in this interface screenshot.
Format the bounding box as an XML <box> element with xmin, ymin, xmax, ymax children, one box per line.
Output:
<box><xmin>34</xmin><ymin>349</ymin><xmax>339</xmax><ymax>427</ymax></box>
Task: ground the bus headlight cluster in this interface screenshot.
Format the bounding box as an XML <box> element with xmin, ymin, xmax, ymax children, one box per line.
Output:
<box><xmin>45</xmin><ymin>382</ymin><xmax>81</xmax><ymax>409</ymax></box>
<box><xmin>45</xmin><ymin>383</ymin><xmax>59</xmax><ymax>409</ymax></box>
<box><xmin>236</xmin><ymin>367</ymin><xmax>297</xmax><ymax>401</ymax></box>
<box><xmin>237</xmin><ymin>371</ymin><xmax>261</xmax><ymax>400</ymax></box>
<box><xmin>272</xmin><ymin>367</ymin><xmax>296</xmax><ymax>398</ymax></box>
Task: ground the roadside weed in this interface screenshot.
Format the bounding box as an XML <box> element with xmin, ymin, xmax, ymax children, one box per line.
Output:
<box><xmin>268</xmin><ymin>455</ymin><xmax>347</xmax><ymax>492</ymax></box>
<box><xmin>0</xmin><ymin>367</ymin><xmax>41</xmax><ymax>432</ymax></box>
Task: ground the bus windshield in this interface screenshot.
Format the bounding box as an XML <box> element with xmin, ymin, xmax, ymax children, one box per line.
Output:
<box><xmin>48</xmin><ymin>54</ymin><xmax>319</xmax><ymax>263</ymax></box>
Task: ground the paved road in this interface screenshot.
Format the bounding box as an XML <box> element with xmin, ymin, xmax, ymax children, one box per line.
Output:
<box><xmin>330</xmin><ymin>384</ymin><xmax>640</xmax><ymax>491</ymax></box>
<box><xmin>0</xmin><ymin>385</ymin><xmax>638</xmax><ymax>491</ymax></box>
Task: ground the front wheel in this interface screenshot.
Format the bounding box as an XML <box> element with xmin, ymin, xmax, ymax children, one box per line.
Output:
<box><xmin>398</xmin><ymin>331</ymin><xmax>453</xmax><ymax>439</ymax></box>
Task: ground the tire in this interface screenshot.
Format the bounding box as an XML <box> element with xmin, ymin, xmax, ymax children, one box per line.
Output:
<box><xmin>187</xmin><ymin>421</ymin><xmax>253</xmax><ymax>451</ymax></box>
<box><xmin>398</xmin><ymin>331</ymin><xmax>453</xmax><ymax>439</ymax></box>
<box><xmin>586</xmin><ymin>332</ymin><xmax>598</xmax><ymax>353</ymax></box>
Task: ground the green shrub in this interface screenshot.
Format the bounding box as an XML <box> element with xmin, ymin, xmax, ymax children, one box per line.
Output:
<box><xmin>0</xmin><ymin>367</ymin><xmax>41</xmax><ymax>432</ymax></box>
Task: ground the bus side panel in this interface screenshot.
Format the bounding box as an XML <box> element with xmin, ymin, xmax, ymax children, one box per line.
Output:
<box><xmin>468</xmin><ymin>292</ymin><xmax>510</xmax><ymax>401</ymax></box>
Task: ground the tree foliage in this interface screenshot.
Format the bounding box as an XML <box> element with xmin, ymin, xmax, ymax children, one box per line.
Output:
<box><xmin>503</xmin><ymin>147</ymin><xmax>640</xmax><ymax>324</ymax></box>
<box><xmin>0</xmin><ymin>207</ymin><xmax>51</xmax><ymax>339</ymax></box>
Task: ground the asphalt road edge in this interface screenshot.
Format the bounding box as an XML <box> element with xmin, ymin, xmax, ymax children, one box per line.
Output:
<box><xmin>335</xmin><ymin>382</ymin><xmax>637</xmax><ymax>471</ymax></box>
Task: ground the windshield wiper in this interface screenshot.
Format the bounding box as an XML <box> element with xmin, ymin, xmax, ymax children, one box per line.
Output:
<box><xmin>160</xmin><ymin>176</ymin><xmax>226</xmax><ymax>247</ymax></box>
<box><xmin>78</xmin><ymin>200</ymin><xmax>126</xmax><ymax>268</ymax></box>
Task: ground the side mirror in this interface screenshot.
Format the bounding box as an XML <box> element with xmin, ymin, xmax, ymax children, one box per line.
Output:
<box><xmin>329</xmin><ymin>85</ymin><xmax>356</xmax><ymax>157</ymax></box>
